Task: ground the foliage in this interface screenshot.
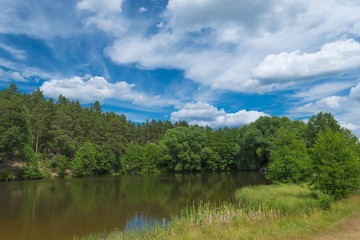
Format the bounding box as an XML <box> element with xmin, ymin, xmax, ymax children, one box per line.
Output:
<box><xmin>0</xmin><ymin>168</ymin><xmax>15</xmax><ymax>181</ymax></box>
<box><xmin>310</xmin><ymin>128</ymin><xmax>360</xmax><ymax>200</ymax></box>
<box><xmin>122</xmin><ymin>144</ymin><xmax>144</xmax><ymax>172</ymax></box>
<box><xmin>159</xmin><ymin>126</ymin><xmax>207</xmax><ymax>172</ymax></box>
<box><xmin>55</xmin><ymin>155</ymin><xmax>69</xmax><ymax>177</ymax></box>
<box><xmin>79</xmin><ymin>187</ymin><xmax>360</xmax><ymax>240</ymax></box>
<box><xmin>236</xmin><ymin>116</ymin><xmax>298</xmax><ymax>170</ymax></box>
<box><xmin>204</xmin><ymin>128</ymin><xmax>238</xmax><ymax>171</ymax></box>
<box><xmin>71</xmin><ymin>142</ymin><xmax>98</xmax><ymax>176</ymax></box>
<box><xmin>1</xmin><ymin>84</ymin><xmax>360</xmax><ymax>188</ymax></box>
<box><xmin>306</xmin><ymin>112</ymin><xmax>341</xmax><ymax>146</ymax></box>
<box><xmin>311</xmin><ymin>190</ymin><xmax>334</xmax><ymax>210</ymax></box>
<box><xmin>142</xmin><ymin>143</ymin><xmax>161</xmax><ymax>173</ymax></box>
<box><xmin>267</xmin><ymin>128</ymin><xmax>311</xmax><ymax>183</ymax></box>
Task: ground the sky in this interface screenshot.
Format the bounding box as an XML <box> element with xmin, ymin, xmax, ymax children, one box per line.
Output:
<box><xmin>1</xmin><ymin>0</ymin><xmax>360</xmax><ymax>136</ymax></box>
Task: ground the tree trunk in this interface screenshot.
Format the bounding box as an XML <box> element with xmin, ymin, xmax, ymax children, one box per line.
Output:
<box><xmin>35</xmin><ymin>130</ymin><xmax>39</xmax><ymax>154</ymax></box>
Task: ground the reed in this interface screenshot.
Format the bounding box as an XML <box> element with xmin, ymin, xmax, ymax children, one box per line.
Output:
<box><xmin>77</xmin><ymin>185</ymin><xmax>360</xmax><ymax>240</ymax></box>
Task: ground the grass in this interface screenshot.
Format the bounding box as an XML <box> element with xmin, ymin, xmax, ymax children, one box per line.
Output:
<box><xmin>77</xmin><ymin>184</ymin><xmax>360</xmax><ymax>240</ymax></box>
<box><xmin>235</xmin><ymin>184</ymin><xmax>317</xmax><ymax>214</ymax></box>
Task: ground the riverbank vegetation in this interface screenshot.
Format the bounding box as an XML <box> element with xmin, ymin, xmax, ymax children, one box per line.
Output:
<box><xmin>1</xmin><ymin>84</ymin><xmax>360</xmax><ymax>239</ymax></box>
<box><xmin>78</xmin><ymin>185</ymin><xmax>360</xmax><ymax>240</ymax></box>
<box><xmin>2</xmin><ymin>84</ymin><xmax>358</xmax><ymax>184</ymax></box>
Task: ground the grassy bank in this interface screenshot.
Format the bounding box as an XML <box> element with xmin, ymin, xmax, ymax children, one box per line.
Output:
<box><xmin>78</xmin><ymin>184</ymin><xmax>360</xmax><ymax>240</ymax></box>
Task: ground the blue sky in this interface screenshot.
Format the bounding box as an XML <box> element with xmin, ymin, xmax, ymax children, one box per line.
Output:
<box><xmin>1</xmin><ymin>0</ymin><xmax>360</xmax><ymax>136</ymax></box>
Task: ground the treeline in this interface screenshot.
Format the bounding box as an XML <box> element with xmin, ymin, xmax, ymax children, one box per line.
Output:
<box><xmin>0</xmin><ymin>84</ymin><xmax>359</xmax><ymax>185</ymax></box>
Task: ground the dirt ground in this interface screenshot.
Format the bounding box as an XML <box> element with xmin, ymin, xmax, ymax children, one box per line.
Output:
<box><xmin>305</xmin><ymin>211</ymin><xmax>360</xmax><ymax>240</ymax></box>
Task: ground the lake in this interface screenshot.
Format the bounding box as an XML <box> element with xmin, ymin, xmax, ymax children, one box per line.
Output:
<box><xmin>0</xmin><ymin>172</ymin><xmax>268</xmax><ymax>240</ymax></box>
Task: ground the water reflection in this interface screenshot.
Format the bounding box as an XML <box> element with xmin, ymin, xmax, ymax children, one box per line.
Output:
<box><xmin>0</xmin><ymin>172</ymin><xmax>268</xmax><ymax>240</ymax></box>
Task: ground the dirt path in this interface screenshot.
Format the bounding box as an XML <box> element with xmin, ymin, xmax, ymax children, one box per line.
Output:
<box><xmin>307</xmin><ymin>211</ymin><xmax>360</xmax><ymax>240</ymax></box>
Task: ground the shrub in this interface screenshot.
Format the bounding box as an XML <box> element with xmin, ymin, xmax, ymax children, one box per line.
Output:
<box><xmin>1</xmin><ymin>168</ymin><xmax>15</xmax><ymax>181</ymax></box>
<box><xmin>55</xmin><ymin>155</ymin><xmax>69</xmax><ymax>177</ymax></box>
<box><xmin>311</xmin><ymin>190</ymin><xmax>334</xmax><ymax>210</ymax></box>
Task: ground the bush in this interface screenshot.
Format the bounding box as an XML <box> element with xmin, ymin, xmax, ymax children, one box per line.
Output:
<box><xmin>55</xmin><ymin>155</ymin><xmax>69</xmax><ymax>177</ymax></box>
<box><xmin>18</xmin><ymin>162</ymin><xmax>43</xmax><ymax>180</ymax></box>
<box><xmin>1</xmin><ymin>168</ymin><xmax>15</xmax><ymax>181</ymax></box>
<box><xmin>18</xmin><ymin>144</ymin><xmax>44</xmax><ymax>180</ymax></box>
<box><xmin>311</xmin><ymin>190</ymin><xmax>334</xmax><ymax>210</ymax></box>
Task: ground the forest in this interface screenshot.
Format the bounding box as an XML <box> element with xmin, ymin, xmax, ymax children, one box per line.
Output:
<box><xmin>1</xmin><ymin>83</ymin><xmax>360</xmax><ymax>198</ymax></box>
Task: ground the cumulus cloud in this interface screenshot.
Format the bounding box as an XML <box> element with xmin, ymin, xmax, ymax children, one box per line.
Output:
<box><xmin>104</xmin><ymin>0</ymin><xmax>360</xmax><ymax>93</ymax></box>
<box><xmin>253</xmin><ymin>39</ymin><xmax>360</xmax><ymax>83</ymax></box>
<box><xmin>170</xmin><ymin>102</ymin><xmax>268</xmax><ymax>128</ymax></box>
<box><xmin>295</xmin><ymin>96</ymin><xmax>347</xmax><ymax>113</ymax></box>
<box><xmin>77</xmin><ymin>0</ymin><xmax>128</xmax><ymax>35</ymax></box>
<box><xmin>40</xmin><ymin>75</ymin><xmax>177</xmax><ymax>107</ymax></box>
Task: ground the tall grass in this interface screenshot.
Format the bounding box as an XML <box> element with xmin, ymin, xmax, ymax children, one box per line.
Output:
<box><xmin>77</xmin><ymin>184</ymin><xmax>360</xmax><ymax>240</ymax></box>
<box><xmin>235</xmin><ymin>184</ymin><xmax>317</xmax><ymax>214</ymax></box>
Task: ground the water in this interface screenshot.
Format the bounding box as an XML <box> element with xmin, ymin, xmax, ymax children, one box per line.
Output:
<box><xmin>0</xmin><ymin>172</ymin><xmax>268</xmax><ymax>240</ymax></box>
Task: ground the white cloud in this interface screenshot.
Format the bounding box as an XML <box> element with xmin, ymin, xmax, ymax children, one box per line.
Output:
<box><xmin>156</xmin><ymin>22</ymin><xmax>164</xmax><ymax>28</ymax></box>
<box><xmin>170</xmin><ymin>102</ymin><xmax>268</xmax><ymax>128</ymax></box>
<box><xmin>0</xmin><ymin>43</ymin><xmax>26</xmax><ymax>60</ymax></box>
<box><xmin>350</xmin><ymin>83</ymin><xmax>360</xmax><ymax>101</ymax></box>
<box><xmin>253</xmin><ymin>39</ymin><xmax>360</xmax><ymax>83</ymax></box>
<box><xmin>77</xmin><ymin>0</ymin><xmax>128</xmax><ymax>36</ymax></box>
<box><xmin>0</xmin><ymin>1</ymin><xmax>85</xmax><ymax>39</ymax></box>
<box><xmin>104</xmin><ymin>0</ymin><xmax>360</xmax><ymax>93</ymax></box>
<box><xmin>165</xmin><ymin>0</ymin><xmax>306</xmax><ymax>33</ymax></box>
<box><xmin>77</xmin><ymin>0</ymin><xmax>123</xmax><ymax>13</ymax></box>
<box><xmin>292</xmin><ymin>81</ymin><xmax>357</xmax><ymax>102</ymax></box>
<box><xmin>0</xmin><ymin>68</ymin><xmax>28</xmax><ymax>82</ymax></box>
<box><xmin>291</xmin><ymin>82</ymin><xmax>360</xmax><ymax>137</ymax></box>
<box><xmin>139</xmin><ymin>7</ymin><xmax>148</xmax><ymax>13</ymax></box>
<box><xmin>295</xmin><ymin>96</ymin><xmax>347</xmax><ymax>113</ymax></box>
<box><xmin>40</xmin><ymin>75</ymin><xmax>177</xmax><ymax>107</ymax></box>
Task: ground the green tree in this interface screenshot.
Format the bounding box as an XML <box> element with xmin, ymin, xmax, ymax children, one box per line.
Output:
<box><xmin>236</xmin><ymin>116</ymin><xmax>293</xmax><ymax>170</ymax></box>
<box><xmin>159</xmin><ymin>126</ymin><xmax>207</xmax><ymax>172</ymax></box>
<box><xmin>267</xmin><ymin>128</ymin><xmax>311</xmax><ymax>183</ymax></box>
<box><xmin>310</xmin><ymin>128</ymin><xmax>360</xmax><ymax>199</ymax></box>
<box><xmin>306</xmin><ymin>112</ymin><xmax>341</xmax><ymax>146</ymax></box>
<box><xmin>122</xmin><ymin>144</ymin><xmax>144</xmax><ymax>172</ymax></box>
<box><xmin>71</xmin><ymin>142</ymin><xmax>98</xmax><ymax>176</ymax></box>
<box><xmin>142</xmin><ymin>143</ymin><xmax>161</xmax><ymax>173</ymax></box>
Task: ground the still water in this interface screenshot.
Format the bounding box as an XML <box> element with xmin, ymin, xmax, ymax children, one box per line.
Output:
<box><xmin>0</xmin><ymin>172</ymin><xmax>268</xmax><ymax>240</ymax></box>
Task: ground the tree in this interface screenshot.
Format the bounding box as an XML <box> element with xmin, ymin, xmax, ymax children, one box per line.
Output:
<box><xmin>236</xmin><ymin>116</ymin><xmax>293</xmax><ymax>170</ymax></box>
<box><xmin>122</xmin><ymin>144</ymin><xmax>144</xmax><ymax>172</ymax></box>
<box><xmin>310</xmin><ymin>128</ymin><xmax>360</xmax><ymax>199</ymax></box>
<box><xmin>159</xmin><ymin>126</ymin><xmax>207</xmax><ymax>172</ymax></box>
<box><xmin>0</xmin><ymin>87</ymin><xmax>32</xmax><ymax>158</ymax></box>
<box><xmin>267</xmin><ymin>128</ymin><xmax>311</xmax><ymax>183</ymax></box>
<box><xmin>71</xmin><ymin>142</ymin><xmax>98</xmax><ymax>176</ymax></box>
<box><xmin>205</xmin><ymin>128</ymin><xmax>238</xmax><ymax>171</ymax></box>
<box><xmin>306</xmin><ymin>112</ymin><xmax>341</xmax><ymax>146</ymax></box>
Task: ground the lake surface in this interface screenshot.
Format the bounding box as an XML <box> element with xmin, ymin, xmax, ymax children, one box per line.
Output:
<box><xmin>0</xmin><ymin>172</ymin><xmax>268</xmax><ymax>240</ymax></box>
